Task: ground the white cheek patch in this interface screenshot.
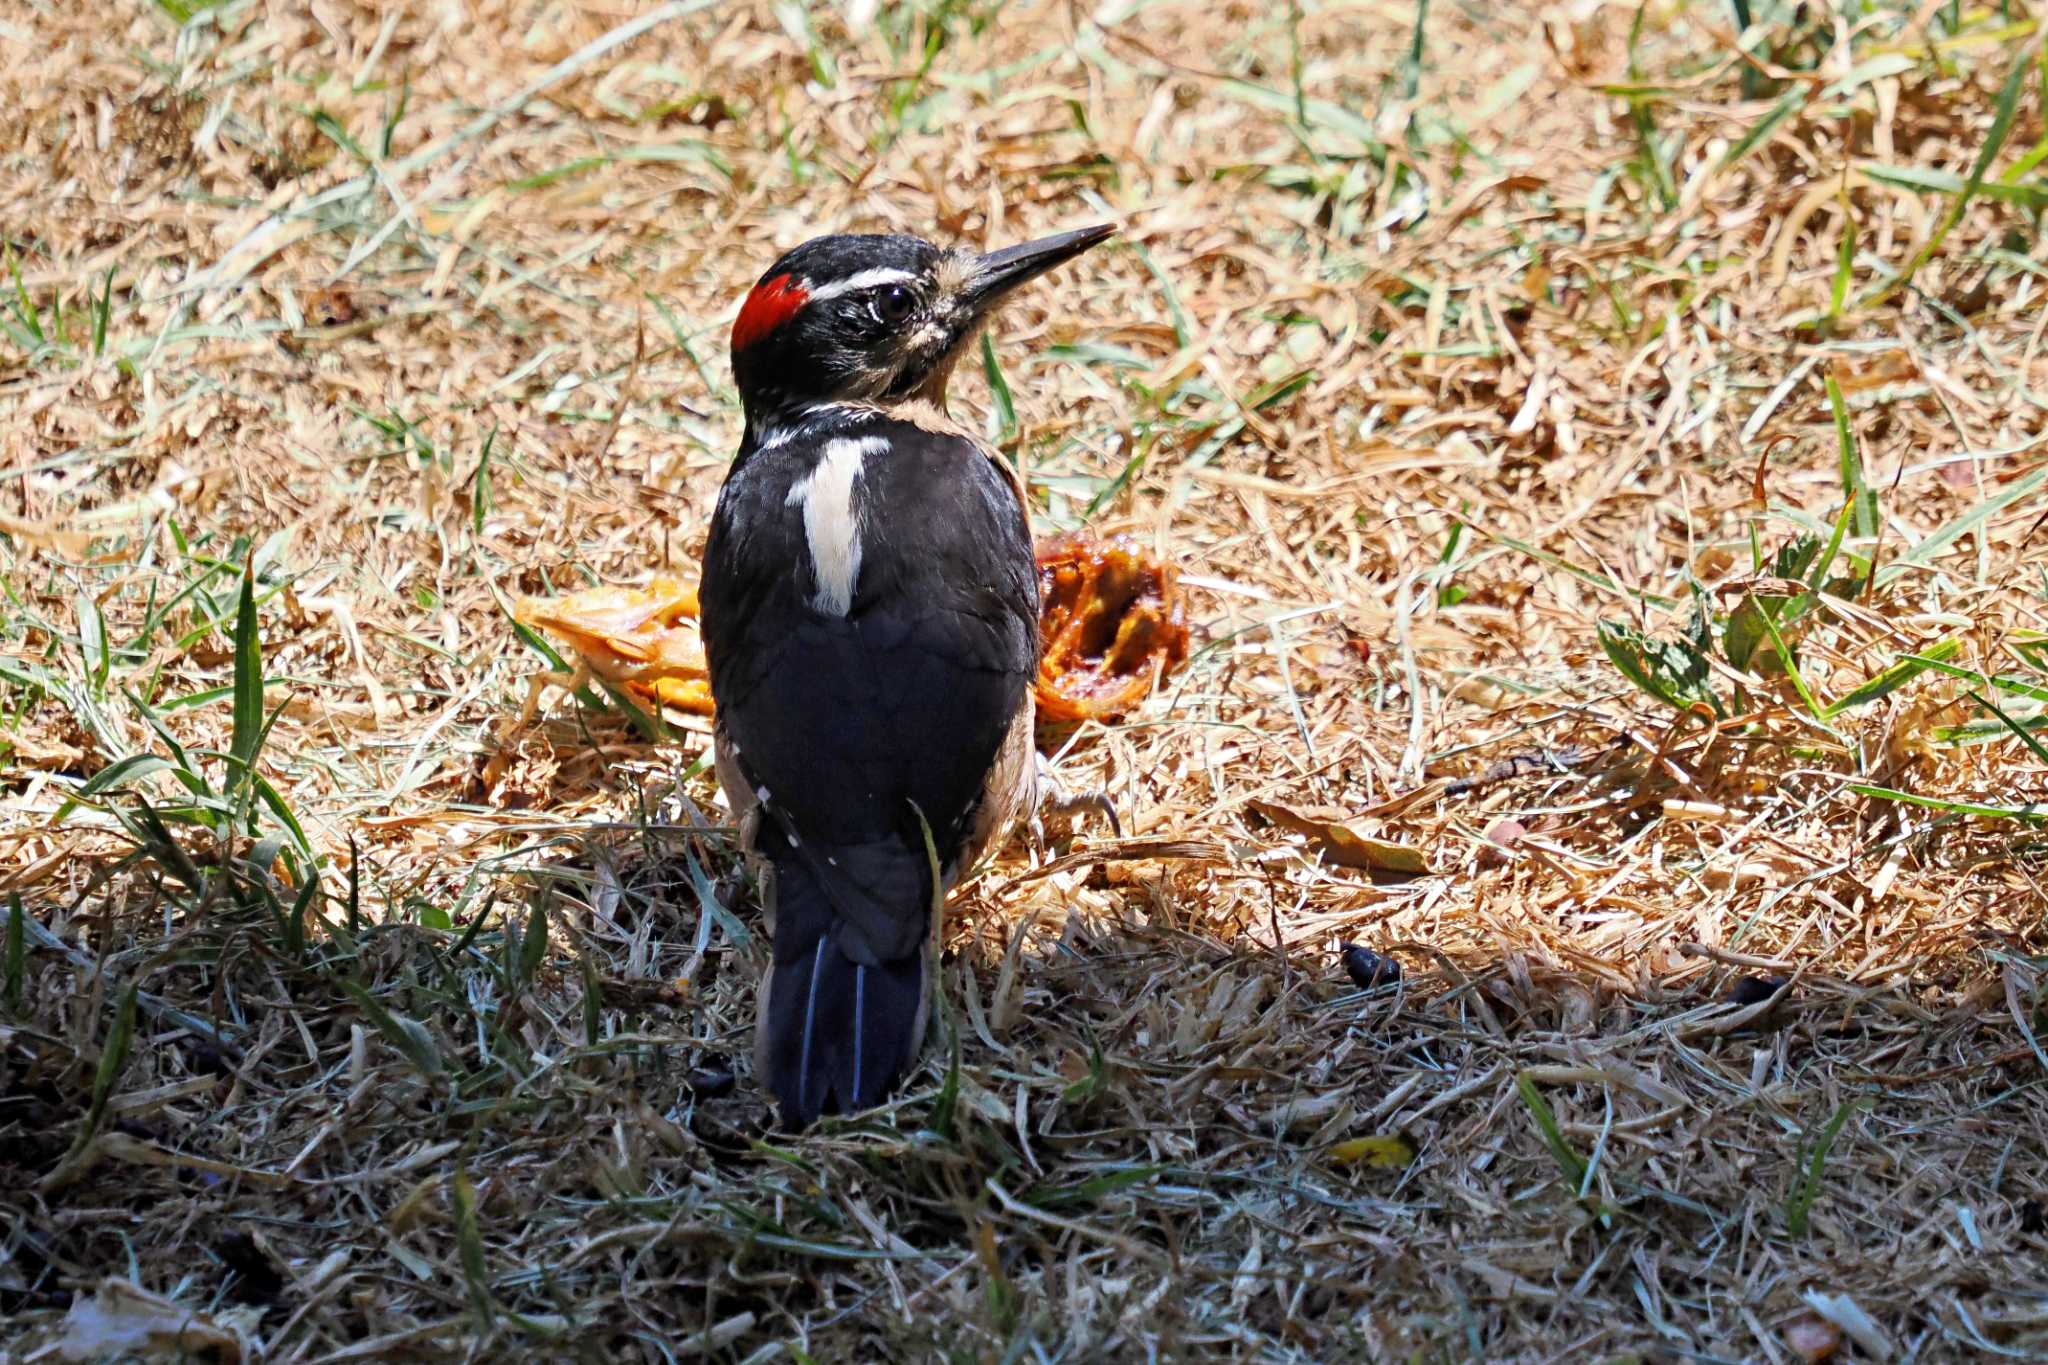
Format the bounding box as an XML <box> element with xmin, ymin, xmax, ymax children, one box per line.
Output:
<box><xmin>785</xmin><ymin>435</ymin><xmax>888</xmax><ymax>615</ymax></box>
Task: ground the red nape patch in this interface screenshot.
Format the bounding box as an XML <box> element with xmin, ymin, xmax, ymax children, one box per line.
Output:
<box><xmin>732</xmin><ymin>273</ymin><xmax>809</xmax><ymax>352</ymax></box>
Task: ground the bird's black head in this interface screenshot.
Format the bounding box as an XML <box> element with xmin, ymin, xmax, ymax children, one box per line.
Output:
<box><xmin>729</xmin><ymin>224</ymin><xmax>1116</xmax><ymax>432</ymax></box>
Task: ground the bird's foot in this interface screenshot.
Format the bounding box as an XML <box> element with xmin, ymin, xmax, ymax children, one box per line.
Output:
<box><xmin>1028</xmin><ymin>752</ymin><xmax>1121</xmax><ymax>851</ymax></box>
<box><xmin>492</xmin><ymin>661</ymin><xmax>594</xmax><ymax>751</ymax></box>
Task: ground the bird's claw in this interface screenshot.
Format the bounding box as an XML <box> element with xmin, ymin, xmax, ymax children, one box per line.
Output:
<box><xmin>1029</xmin><ymin>753</ymin><xmax>1121</xmax><ymax>852</ymax></box>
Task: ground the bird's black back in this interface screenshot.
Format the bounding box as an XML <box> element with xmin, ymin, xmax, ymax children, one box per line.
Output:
<box><xmin>700</xmin><ymin>406</ymin><xmax>1038</xmax><ymax>962</ymax></box>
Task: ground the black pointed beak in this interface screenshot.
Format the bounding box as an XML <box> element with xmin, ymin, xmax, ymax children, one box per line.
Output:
<box><xmin>963</xmin><ymin>223</ymin><xmax>1117</xmax><ymax>313</ymax></box>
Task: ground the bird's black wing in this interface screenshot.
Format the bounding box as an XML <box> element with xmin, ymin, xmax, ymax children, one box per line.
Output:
<box><xmin>699</xmin><ymin>411</ymin><xmax>1038</xmax><ymax>959</ymax></box>
<box><xmin>702</xmin><ymin>411</ymin><xmax>1038</xmax><ymax>1125</ymax></box>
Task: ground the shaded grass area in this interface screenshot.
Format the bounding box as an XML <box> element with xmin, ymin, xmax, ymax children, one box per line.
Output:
<box><xmin>5</xmin><ymin>0</ymin><xmax>2048</xmax><ymax>1358</ymax></box>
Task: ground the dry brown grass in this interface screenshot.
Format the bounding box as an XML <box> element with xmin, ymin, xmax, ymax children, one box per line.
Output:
<box><xmin>5</xmin><ymin>0</ymin><xmax>2048</xmax><ymax>1359</ymax></box>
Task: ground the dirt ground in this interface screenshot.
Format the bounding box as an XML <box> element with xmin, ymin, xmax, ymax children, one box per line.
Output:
<box><xmin>5</xmin><ymin>0</ymin><xmax>2048</xmax><ymax>1360</ymax></box>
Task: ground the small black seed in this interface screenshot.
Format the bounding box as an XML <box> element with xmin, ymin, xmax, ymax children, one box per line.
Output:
<box><xmin>215</xmin><ymin>1229</ymin><xmax>286</xmax><ymax>1306</ymax></box>
<box><xmin>1340</xmin><ymin>943</ymin><xmax>1401</xmax><ymax>990</ymax></box>
<box><xmin>686</xmin><ymin>1066</ymin><xmax>737</xmax><ymax>1099</ymax></box>
<box><xmin>2020</xmin><ymin>1200</ymin><xmax>2045</xmax><ymax>1235</ymax></box>
<box><xmin>184</xmin><ymin>1037</ymin><xmax>238</xmax><ymax>1077</ymax></box>
<box><xmin>1728</xmin><ymin>975</ymin><xmax>1790</xmax><ymax>1008</ymax></box>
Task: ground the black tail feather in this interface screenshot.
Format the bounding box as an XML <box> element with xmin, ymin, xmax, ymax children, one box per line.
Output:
<box><xmin>758</xmin><ymin>853</ymin><xmax>927</xmax><ymax>1128</ymax></box>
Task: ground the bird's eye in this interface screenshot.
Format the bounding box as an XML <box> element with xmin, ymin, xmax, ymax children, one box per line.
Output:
<box><xmin>870</xmin><ymin>284</ymin><xmax>916</xmax><ymax>326</ymax></box>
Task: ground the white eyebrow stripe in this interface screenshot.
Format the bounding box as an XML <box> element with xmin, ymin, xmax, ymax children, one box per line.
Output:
<box><xmin>785</xmin><ymin>434</ymin><xmax>889</xmax><ymax>615</ymax></box>
<box><xmin>802</xmin><ymin>267</ymin><xmax>920</xmax><ymax>304</ymax></box>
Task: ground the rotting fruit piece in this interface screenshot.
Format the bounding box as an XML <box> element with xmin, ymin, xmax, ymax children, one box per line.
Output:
<box><xmin>513</xmin><ymin>576</ymin><xmax>713</xmax><ymax>716</ymax></box>
<box><xmin>1034</xmin><ymin>533</ymin><xmax>1189</xmax><ymax>723</ymax></box>
<box><xmin>513</xmin><ymin>534</ymin><xmax>1188</xmax><ymax>728</ymax></box>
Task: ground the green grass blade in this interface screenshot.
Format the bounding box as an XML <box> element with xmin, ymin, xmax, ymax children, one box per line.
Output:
<box><xmin>684</xmin><ymin>845</ymin><xmax>749</xmax><ymax>951</ymax></box>
<box><xmin>980</xmin><ymin>331</ymin><xmax>1017</xmax><ymax>444</ymax></box>
<box><xmin>1826</xmin><ymin>202</ymin><xmax>1856</xmax><ymax>319</ymax></box>
<box><xmin>1897</xmin><ymin>653</ymin><xmax>2048</xmax><ymax>705</ymax></box>
<box><xmin>581</xmin><ymin>952</ymin><xmax>603</xmax><ymax>1048</ymax></box>
<box><xmin>1061</xmin><ymin>1035</ymin><xmax>1106</xmax><ymax>1105</ymax></box>
<box><xmin>517</xmin><ymin>891</ymin><xmax>549</xmax><ymax>991</ymax></box>
<box><xmin>930</xmin><ymin>1006</ymin><xmax>962</xmax><ymax>1143</ymax></box>
<box><xmin>1850</xmin><ymin>785</ymin><xmax>2047</xmax><ymax>822</ymax></box>
<box><xmin>1714</xmin><ymin>87</ymin><xmax>1805</xmax><ymax>174</ymax></box>
<box><xmin>83</xmin><ymin>981</ymin><xmax>141</xmax><ymax>1140</ymax></box>
<box><xmin>1858</xmin><ymin>162</ymin><xmax>2048</xmax><ymax>210</ymax></box>
<box><xmin>453</xmin><ymin>1168</ymin><xmax>496</xmax><ymax>1326</ymax></box>
<box><xmin>1934</xmin><ymin>716</ymin><xmax>2048</xmax><ymax>746</ymax></box>
<box><xmin>346</xmin><ymin>833</ymin><xmax>364</xmax><ymax>937</ymax></box>
<box><xmin>288</xmin><ymin>864</ymin><xmax>322</xmax><ymax>959</ymax></box>
<box><xmin>77</xmin><ymin>592</ymin><xmax>110</xmax><ymax>694</ymax></box>
<box><xmin>1857</xmin><ymin>48</ymin><xmax>2030</xmax><ymax>310</ymax></box>
<box><xmin>909</xmin><ymin>799</ymin><xmax>959</xmax><ymax>1139</ymax></box>
<box><xmin>1026</xmin><ymin>1164</ymin><xmax>1161</xmax><ymax>1209</ymax></box>
<box><xmin>1786</xmin><ymin>1101</ymin><xmax>1857</xmax><ymax>1237</ymax></box>
<box><xmin>471</xmin><ymin>423</ymin><xmax>497</xmax><ymax>536</ymax></box>
<box><xmin>92</xmin><ymin>267</ymin><xmax>113</xmax><ymax>356</ymax></box>
<box><xmin>76</xmin><ymin>754</ymin><xmax>177</xmax><ymax>799</ymax></box>
<box><xmin>1130</xmin><ymin>240</ymin><xmax>1189</xmax><ymax>348</ymax></box>
<box><xmin>1402</xmin><ymin>0</ymin><xmax>1430</xmax><ymax>99</ymax></box>
<box><xmin>1729</xmin><ymin>0</ymin><xmax>1755</xmax><ymax>97</ymax></box>
<box><xmin>254</xmin><ymin>775</ymin><xmax>313</xmax><ymax>857</ymax></box>
<box><xmin>341</xmin><ymin>980</ymin><xmax>449</xmax><ymax>1079</ymax></box>
<box><xmin>442</xmin><ymin>886</ymin><xmax>495</xmax><ymax>962</ymax></box>
<box><xmin>1808</xmin><ymin>497</ymin><xmax>1857</xmax><ymax>592</ymax></box>
<box><xmin>1479</xmin><ymin>531</ymin><xmax>1678</xmax><ymax>609</ymax></box>
<box><xmin>1753</xmin><ymin>597</ymin><xmax>1827</xmax><ymax>723</ymax></box>
<box><xmin>1216</xmin><ymin>77</ymin><xmax>1384</xmax><ymax>152</ymax></box>
<box><xmin>595</xmin><ymin>676</ymin><xmax>668</xmax><ymax>739</ymax></box>
<box><xmin>7</xmin><ymin>244</ymin><xmax>44</xmax><ymax>344</ymax></box>
<box><xmin>311</xmin><ymin>109</ymin><xmax>369</xmax><ymax>163</ymax></box>
<box><xmin>1827</xmin><ymin>375</ymin><xmax>1877</xmax><ymax>540</ymax></box>
<box><xmin>381</xmin><ymin>77</ymin><xmax>411</xmax><ymax>159</ymax></box>
<box><xmin>229</xmin><ymin>559</ymin><xmax>263</xmax><ymax>796</ymax></box>
<box><xmin>1515</xmin><ymin>1072</ymin><xmax>1588</xmax><ymax>1191</ymax></box>
<box><xmin>1597</xmin><ymin>620</ymin><xmax>1721</xmax><ymax>715</ymax></box>
<box><xmin>1081</xmin><ymin>449</ymin><xmax>1150</xmax><ymax>523</ymax></box>
<box><xmin>1966</xmin><ymin>689</ymin><xmax>2048</xmax><ymax>764</ymax></box>
<box><xmin>1820</xmin><ymin>637</ymin><xmax>1963</xmax><ymax>718</ymax></box>
<box><xmin>1878</xmin><ymin>463</ymin><xmax>2048</xmax><ymax>586</ymax></box>
<box><xmin>128</xmin><ymin>794</ymin><xmax>208</xmax><ymax>891</ymax></box>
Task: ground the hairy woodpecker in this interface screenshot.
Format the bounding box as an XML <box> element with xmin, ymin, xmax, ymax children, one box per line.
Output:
<box><xmin>700</xmin><ymin>223</ymin><xmax>1116</xmax><ymax>1128</ymax></box>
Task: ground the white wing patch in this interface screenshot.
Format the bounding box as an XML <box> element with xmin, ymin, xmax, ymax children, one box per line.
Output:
<box><xmin>785</xmin><ymin>435</ymin><xmax>887</xmax><ymax>616</ymax></box>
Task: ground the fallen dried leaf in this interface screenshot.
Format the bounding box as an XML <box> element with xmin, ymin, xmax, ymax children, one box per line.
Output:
<box><xmin>1800</xmin><ymin>1289</ymin><xmax>1893</xmax><ymax>1362</ymax></box>
<box><xmin>1784</xmin><ymin>1312</ymin><xmax>1842</xmax><ymax>1362</ymax></box>
<box><xmin>1484</xmin><ymin>817</ymin><xmax>1526</xmax><ymax>849</ymax></box>
<box><xmin>1252</xmin><ymin>799</ymin><xmax>1431</xmax><ymax>873</ymax></box>
<box><xmin>52</xmin><ymin>1278</ymin><xmax>256</xmax><ymax>1363</ymax></box>
<box><xmin>1327</xmin><ymin>1133</ymin><xmax>1419</xmax><ymax>1169</ymax></box>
